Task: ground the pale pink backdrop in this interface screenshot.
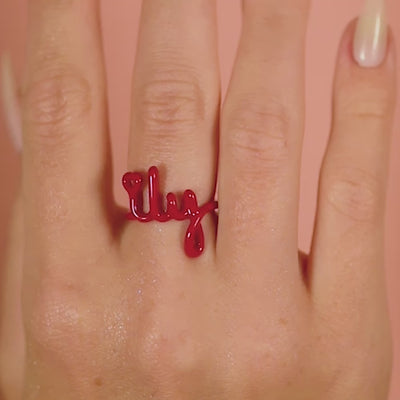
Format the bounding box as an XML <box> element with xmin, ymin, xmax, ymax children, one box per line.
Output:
<box><xmin>0</xmin><ymin>0</ymin><xmax>399</xmax><ymax>397</ymax></box>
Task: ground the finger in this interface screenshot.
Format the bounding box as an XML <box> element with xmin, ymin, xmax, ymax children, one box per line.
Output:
<box><xmin>0</xmin><ymin>55</ymin><xmax>24</xmax><ymax>400</ymax></box>
<box><xmin>21</xmin><ymin>0</ymin><xmax>112</xmax><ymax>259</ymax></box>
<box><xmin>218</xmin><ymin>0</ymin><xmax>310</xmax><ymax>272</ymax></box>
<box><xmin>0</xmin><ymin>196</ymin><xmax>24</xmax><ymax>400</ymax></box>
<box><xmin>310</xmin><ymin>18</ymin><xmax>396</xmax><ymax>315</ymax></box>
<box><xmin>1</xmin><ymin>53</ymin><xmax>23</xmax><ymax>152</ymax></box>
<box><xmin>123</xmin><ymin>0</ymin><xmax>220</xmax><ymax>260</ymax></box>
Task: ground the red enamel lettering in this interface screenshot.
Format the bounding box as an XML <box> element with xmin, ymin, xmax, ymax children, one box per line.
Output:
<box><xmin>122</xmin><ymin>166</ymin><xmax>217</xmax><ymax>258</ymax></box>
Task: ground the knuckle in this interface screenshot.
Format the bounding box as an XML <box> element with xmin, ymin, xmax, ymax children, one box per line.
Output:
<box><xmin>243</xmin><ymin>0</ymin><xmax>310</xmax><ymax>23</ymax></box>
<box><xmin>136</xmin><ymin>66</ymin><xmax>206</xmax><ymax>145</ymax></box>
<box><xmin>135</xmin><ymin>321</ymin><xmax>202</xmax><ymax>382</ymax></box>
<box><xmin>322</xmin><ymin>164</ymin><xmax>383</xmax><ymax>222</ymax></box>
<box><xmin>232</xmin><ymin>331</ymin><xmax>308</xmax><ymax>389</ymax></box>
<box><xmin>225</xmin><ymin>98</ymin><xmax>291</xmax><ymax>170</ymax></box>
<box><xmin>25</xmin><ymin>276</ymin><xmax>89</xmax><ymax>356</ymax></box>
<box><xmin>337</xmin><ymin>86</ymin><xmax>394</xmax><ymax>125</ymax></box>
<box><xmin>22</xmin><ymin>65</ymin><xmax>92</xmax><ymax>147</ymax></box>
<box><xmin>315</xmin><ymin>312</ymin><xmax>392</xmax><ymax>397</ymax></box>
<box><xmin>341</xmin><ymin>101</ymin><xmax>389</xmax><ymax>124</ymax></box>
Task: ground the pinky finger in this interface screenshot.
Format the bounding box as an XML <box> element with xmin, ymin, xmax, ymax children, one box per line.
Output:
<box><xmin>310</xmin><ymin>14</ymin><xmax>396</xmax><ymax>311</ymax></box>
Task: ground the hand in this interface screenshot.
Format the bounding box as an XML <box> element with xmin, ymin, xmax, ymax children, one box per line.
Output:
<box><xmin>0</xmin><ymin>0</ymin><xmax>397</xmax><ymax>399</ymax></box>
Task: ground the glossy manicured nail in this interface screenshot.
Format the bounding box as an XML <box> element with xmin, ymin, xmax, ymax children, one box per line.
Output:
<box><xmin>353</xmin><ymin>0</ymin><xmax>388</xmax><ymax>68</ymax></box>
<box><xmin>1</xmin><ymin>53</ymin><xmax>22</xmax><ymax>151</ymax></box>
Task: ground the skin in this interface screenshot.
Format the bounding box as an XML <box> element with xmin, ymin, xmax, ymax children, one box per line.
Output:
<box><xmin>0</xmin><ymin>0</ymin><xmax>397</xmax><ymax>399</ymax></box>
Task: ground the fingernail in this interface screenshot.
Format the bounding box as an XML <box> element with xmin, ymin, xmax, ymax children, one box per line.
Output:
<box><xmin>1</xmin><ymin>53</ymin><xmax>23</xmax><ymax>152</ymax></box>
<box><xmin>353</xmin><ymin>0</ymin><xmax>388</xmax><ymax>68</ymax></box>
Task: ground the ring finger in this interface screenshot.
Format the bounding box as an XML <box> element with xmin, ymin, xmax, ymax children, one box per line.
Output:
<box><xmin>122</xmin><ymin>0</ymin><xmax>220</xmax><ymax>261</ymax></box>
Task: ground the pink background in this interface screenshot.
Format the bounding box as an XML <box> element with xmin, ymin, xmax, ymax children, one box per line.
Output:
<box><xmin>0</xmin><ymin>0</ymin><xmax>399</xmax><ymax>397</ymax></box>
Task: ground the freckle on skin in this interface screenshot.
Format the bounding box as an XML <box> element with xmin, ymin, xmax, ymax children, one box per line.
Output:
<box><xmin>94</xmin><ymin>377</ymin><xmax>103</xmax><ymax>387</ymax></box>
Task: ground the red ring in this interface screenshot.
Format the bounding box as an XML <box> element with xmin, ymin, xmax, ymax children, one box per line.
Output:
<box><xmin>122</xmin><ymin>166</ymin><xmax>217</xmax><ymax>258</ymax></box>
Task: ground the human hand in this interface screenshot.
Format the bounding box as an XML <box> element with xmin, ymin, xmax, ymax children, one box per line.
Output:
<box><xmin>0</xmin><ymin>0</ymin><xmax>397</xmax><ymax>399</ymax></box>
